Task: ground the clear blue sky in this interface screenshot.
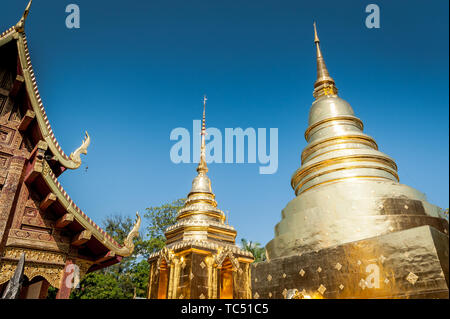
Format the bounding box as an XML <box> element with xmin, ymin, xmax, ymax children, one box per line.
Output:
<box><xmin>1</xmin><ymin>0</ymin><xmax>448</xmax><ymax>246</ymax></box>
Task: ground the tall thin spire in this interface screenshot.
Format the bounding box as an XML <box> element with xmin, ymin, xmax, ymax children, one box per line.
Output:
<box><xmin>312</xmin><ymin>22</ymin><xmax>338</xmax><ymax>99</ymax></box>
<box><xmin>197</xmin><ymin>95</ymin><xmax>208</xmax><ymax>174</ymax></box>
<box><xmin>15</xmin><ymin>0</ymin><xmax>33</xmax><ymax>32</ymax></box>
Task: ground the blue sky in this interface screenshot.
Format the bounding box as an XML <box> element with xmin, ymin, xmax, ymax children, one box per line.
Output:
<box><xmin>1</xmin><ymin>0</ymin><xmax>448</xmax><ymax>246</ymax></box>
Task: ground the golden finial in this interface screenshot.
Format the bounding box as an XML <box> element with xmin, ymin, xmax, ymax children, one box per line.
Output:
<box><xmin>15</xmin><ymin>0</ymin><xmax>33</xmax><ymax>32</ymax></box>
<box><xmin>313</xmin><ymin>21</ymin><xmax>320</xmax><ymax>44</ymax></box>
<box><xmin>197</xmin><ymin>95</ymin><xmax>208</xmax><ymax>174</ymax></box>
<box><xmin>312</xmin><ymin>22</ymin><xmax>338</xmax><ymax>99</ymax></box>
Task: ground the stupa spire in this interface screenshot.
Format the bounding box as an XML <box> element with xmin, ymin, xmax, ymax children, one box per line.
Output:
<box><xmin>312</xmin><ymin>22</ymin><xmax>338</xmax><ymax>99</ymax></box>
<box><xmin>197</xmin><ymin>95</ymin><xmax>208</xmax><ymax>174</ymax></box>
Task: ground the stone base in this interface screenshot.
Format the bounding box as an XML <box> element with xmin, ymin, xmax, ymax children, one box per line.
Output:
<box><xmin>251</xmin><ymin>225</ymin><xmax>449</xmax><ymax>299</ymax></box>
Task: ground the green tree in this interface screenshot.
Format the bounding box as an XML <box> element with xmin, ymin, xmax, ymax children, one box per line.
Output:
<box><xmin>438</xmin><ymin>208</ymin><xmax>449</xmax><ymax>221</ymax></box>
<box><xmin>241</xmin><ymin>238</ymin><xmax>266</xmax><ymax>262</ymax></box>
<box><xmin>144</xmin><ymin>198</ymin><xmax>185</xmax><ymax>255</ymax></box>
<box><xmin>71</xmin><ymin>272</ymin><xmax>126</xmax><ymax>299</ymax></box>
<box><xmin>70</xmin><ymin>198</ymin><xmax>184</xmax><ymax>299</ymax></box>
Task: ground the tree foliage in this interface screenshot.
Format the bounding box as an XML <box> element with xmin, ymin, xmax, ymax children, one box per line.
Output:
<box><xmin>241</xmin><ymin>238</ymin><xmax>266</xmax><ymax>262</ymax></box>
<box><xmin>70</xmin><ymin>199</ymin><xmax>184</xmax><ymax>299</ymax></box>
<box><xmin>144</xmin><ymin>198</ymin><xmax>185</xmax><ymax>256</ymax></box>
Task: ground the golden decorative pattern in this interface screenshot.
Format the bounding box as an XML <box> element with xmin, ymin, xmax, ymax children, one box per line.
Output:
<box><xmin>267</xmin><ymin>274</ymin><xmax>272</xmax><ymax>282</ymax></box>
<box><xmin>299</xmin><ymin>269</ymin><xmax>305</xmax><ymax>277</ymax></box>
<box><xmin>406</xmin><ymin>272</ymin><xmax>419</xmax><ymax>285</ymax></box>
<box><xmin>317</xmin><ymin>284</ymin><xmax>327</xmax><ymax>295</ymax></box>
<box><xmin>0</xmin><ymin>260</ymin><xmax>63</xmax><ymax>288</ymax></box>
<box><xmin>42</xmin><ymin>160</ymin><xmax>51</xmax><ymax>177</ymax></box>
<box><xmin>335</xmin><ymin>263</ymin><xmax>342</xmax><ymax>271</ymax></box>
<box><xmin>2</xmin><ymin>247</ymin><xmax>65</xmax><ymax>264</ymax></box>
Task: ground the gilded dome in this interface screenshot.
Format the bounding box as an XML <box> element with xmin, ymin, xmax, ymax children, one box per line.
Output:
<box><xmin>308</xmin><ymin>96</ymin><xmax>355</xmax><ymax>126</ymax></box>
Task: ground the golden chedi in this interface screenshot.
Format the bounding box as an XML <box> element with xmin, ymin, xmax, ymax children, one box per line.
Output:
<box><xmin>147</xmin><ymin>97</ymin><xmax>254</xmax><ymax>299</ymax></box>
<box><xmin>251</xmin><ymin>23</ymin><xmax>449</xmax><ymax>299</ymax></box>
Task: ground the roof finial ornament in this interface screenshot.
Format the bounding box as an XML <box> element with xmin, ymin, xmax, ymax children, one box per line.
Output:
<box><xmin>15</xmin><ymin>0</ymin><xmax>33</xmax><ymax>33</ymax></box>
<box><xmin>197</xmin><ymin>95</ymin><xmax>208</xmax><ymax>174</ymax></box>
<box><xmin>312</xmin><ymin>21</ymin><xmax>338</xmax><ymax>99</ymax></box>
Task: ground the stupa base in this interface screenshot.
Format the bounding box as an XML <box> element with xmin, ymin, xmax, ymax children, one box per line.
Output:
<box><xmin>251</xmin><ymin>225</ymin><xmax>448</xmax><ymax>299</ymax></box>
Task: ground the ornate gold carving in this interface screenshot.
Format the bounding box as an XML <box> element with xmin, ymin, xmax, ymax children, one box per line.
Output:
<box><xmin>215</xmin><ymin>248</ymin><xmax>239</xmax><ymax>270</ymax></box>
<box><xmin>0</xmin><ymin>260</ymin><xmax>63</xmax><ymax>288</ymax></box>
<box><xmin>69</xmin><ymin>131</ymin><xmax>90</xmax><ymax>168</ymax></box>
<box><xmin>42</xmin><ymin>160</ymin><xmax>51</xmax><ymax>177</ymax></box>
<box><xmin>14</xmin><ymin>0</ymin><xmax>32</xmax><ymax>32</ymax></box>
<box><xmin>114</xmin><ymin>212</ymin><xmax>141</xmax><ymax>257</ymax></box>
<box><xmin>2</xmin><ymin>247</ymin><xmax>65</xmax><ymax>264</ymax></box>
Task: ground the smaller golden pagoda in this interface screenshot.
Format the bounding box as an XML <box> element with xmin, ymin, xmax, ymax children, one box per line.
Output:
<box><xmin>147</xmin><ymin>97</ymin><xmax>254</xmax><ymax>299</ymax></box>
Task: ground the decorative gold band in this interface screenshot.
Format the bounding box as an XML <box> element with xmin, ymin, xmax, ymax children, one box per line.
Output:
<box><xmin>304</xmin><ymin>116</ymin><xmax>364</xmax><ymax>141</ymax></box>
<box><xmin>293</xmin><ymin>164</ymin><xmax>399</xmax><ymax>194</ymax></box>
<box><xmin>298</xmin><ymin>175</ymin><xmax>392</xmax><ymax>195</ymax></box>
<box><xmin>292</xmin><ymin>154</ymin><xmax>398</xmax><ymax>189</ymax></box>
<box><xmin>301</xmin><ymin>135</ymin><xmax>379</xmax><ymax>163</ymax></box>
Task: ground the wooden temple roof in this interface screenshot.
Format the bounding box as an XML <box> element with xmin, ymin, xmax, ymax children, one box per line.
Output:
<box><xmin>0</xmin><ymin>3</ymin><xmax>140</xmax><ymax>271</ymax></box>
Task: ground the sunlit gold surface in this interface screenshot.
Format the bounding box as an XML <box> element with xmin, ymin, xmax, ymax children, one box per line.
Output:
<box><xmin>254</xmin><ymin>226</ymin><xmax>448</xmax><ymax>299</ymax></box>
<box><xmin>262</xmin><ymin>23</ymin><xmax>449</xmax><ymax>299</ymax></box>
<box><xmin>147</xmin><ymin>98</ymin><xmax>254</xmax><ymax>299</ymax></box>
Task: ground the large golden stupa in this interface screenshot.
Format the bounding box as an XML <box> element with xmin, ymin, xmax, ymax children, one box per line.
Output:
<box><xmin>251</xmin><ymin>23</ymin><xmax>449</xmax><ymax>299</ymax></box>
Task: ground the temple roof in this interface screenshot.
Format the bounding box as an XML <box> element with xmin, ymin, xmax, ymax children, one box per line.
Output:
<box><xmin>0</xmin><ymin>1</ymin><xmax>140</xmax><ymax>269</ymax></box>
<box><xmin>0</xmin><ymin>2</ymin><xmax>88</xmax><ymax>172</ymax></box>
